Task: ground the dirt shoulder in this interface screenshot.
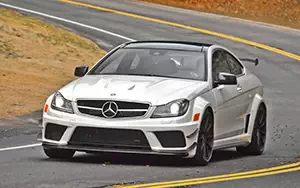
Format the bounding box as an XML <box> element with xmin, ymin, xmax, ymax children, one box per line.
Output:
<box><xmin>140</xmin><ymin>0</ymin><xmax>300</xmax><ymax>29</ymax></box>
<box><xmin>0</xmin><ymin>8</ymin><xmax>106</xmax><ymax>119</ymax></box>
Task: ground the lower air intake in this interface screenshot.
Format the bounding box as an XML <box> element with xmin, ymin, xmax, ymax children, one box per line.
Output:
<box><xmin>69</xmin><ymin>127</ymin><xmax>150</xmax><ymax>150</ymax></box>
<box><xmin>45</xmin><ymin>123</ymin><xmax>67</xmax><ymax>141</ymax></box>
<box><xmin>155</xmin><ymin>131</ymin><xmax>186</xmax><ymax>148</ymax></box>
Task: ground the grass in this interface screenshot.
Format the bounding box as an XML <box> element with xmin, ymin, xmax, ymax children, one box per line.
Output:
<box><xmin>0</xmin><ymin>8</ymin><xmax>106</xmax><ymax>119</ymax></box>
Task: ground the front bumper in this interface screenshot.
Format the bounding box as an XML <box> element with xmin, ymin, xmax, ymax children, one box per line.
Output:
<box><xmin>41</xmin><ymin>108</ymin><xmax>200</xmax><ymax>158</ymax></box>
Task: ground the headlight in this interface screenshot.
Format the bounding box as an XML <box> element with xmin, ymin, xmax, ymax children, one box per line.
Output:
<box><xmin>51</xmin><ymin>92</ymin><xmax>74</xmax><ymax>114</ymax></box>
<box><xmin>151</xmin><ymin>99</ymin><xmax>189</xmax><ymax>118</ymax></box>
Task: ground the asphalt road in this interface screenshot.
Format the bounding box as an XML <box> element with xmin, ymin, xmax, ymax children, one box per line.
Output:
<box><xmin>0</xmin><ymin>0</ymin><xmax>300</xmax><ymax>187</ymax></box>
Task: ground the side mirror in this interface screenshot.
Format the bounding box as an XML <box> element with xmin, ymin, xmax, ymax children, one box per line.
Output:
<box><xmin>74</xmin><ymin>66</ymin><xmax>89</xmax><ymax>77</ymax></box>
<box><xmin>214</xmin><ymin>72</ymin><xmax>237</xmax><ymax>86</ymax></box>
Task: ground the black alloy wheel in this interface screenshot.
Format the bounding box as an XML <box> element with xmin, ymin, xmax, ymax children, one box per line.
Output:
<box><xmin>192</xmin><ymin>110</ymin><xmax>214</xmax><ymax>166</ymax></box>
<box><xmin>237</xmin><ymin>104</ymin><xmax>267</xmax><ymax>155</ymax></box>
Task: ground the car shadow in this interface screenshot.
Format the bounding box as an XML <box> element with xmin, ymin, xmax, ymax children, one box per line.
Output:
<box><xmin>39</xmin><ymin>149</ymin><xmax>248</xmax><ymax>167</ymax></box>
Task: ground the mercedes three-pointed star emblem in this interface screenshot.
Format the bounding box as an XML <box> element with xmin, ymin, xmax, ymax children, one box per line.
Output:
<box><xmin>102</xmin><ymin>101</ymin><xmax>118</xmax><ymax>118</ymax></box>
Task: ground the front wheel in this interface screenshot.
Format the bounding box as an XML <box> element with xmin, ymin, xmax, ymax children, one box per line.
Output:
<box><xmin>192</xmin><ymin>110</ymin><xmax>214</xmax><ymax>166</ymax></box>
<box><xmin>43</xmin><ymin>148</ymin><xmax>75</xmax><ymax>159</ymax></box>
<box><xmin>237</xmin><ymin>104</ymin><xmax>267</xmax><ymax>155</ymax></box>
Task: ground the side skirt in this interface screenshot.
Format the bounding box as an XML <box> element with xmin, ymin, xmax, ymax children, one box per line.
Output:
<box><xmin>213</xmin><ymin>134</ymin><xmax>251</xmax><ymax>150</ymax></box>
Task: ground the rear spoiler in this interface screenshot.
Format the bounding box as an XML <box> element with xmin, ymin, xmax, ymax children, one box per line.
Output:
<box><xmin>239</xmin><ymin>58</ymin><xmax>259</xmax><ymax>66</ymax></box>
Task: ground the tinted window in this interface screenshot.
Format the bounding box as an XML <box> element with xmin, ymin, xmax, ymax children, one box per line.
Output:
<box><xmin>90</xmin><ymin>48</ymin><xmax>206</xmax><ymax>81</ymax></box>
<box><xmin>212</xmin><ymin>50</ymin><xmax>231</xmax><ymax>81</ymax></box>
<box><xmin>224</xmin><ymin>52</ymin><xmax>243</xmax><ymax>75</ymax></box>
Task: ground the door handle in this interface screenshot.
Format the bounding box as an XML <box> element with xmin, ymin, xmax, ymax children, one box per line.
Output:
<box><xmin>237</xmin><ymin>85</ymin><xmax>243</xmax><ymax>92</ymax></box>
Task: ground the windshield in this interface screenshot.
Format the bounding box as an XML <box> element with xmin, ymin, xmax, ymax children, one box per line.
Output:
<box><xmin>89</xmin><ymin>48</ymin><xmax>207</xmax><ymax>81</ymax></box>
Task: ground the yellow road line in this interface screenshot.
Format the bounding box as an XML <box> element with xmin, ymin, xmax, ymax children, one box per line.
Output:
<box><xmin>144</xmin><ymin>166</ymin><xmax>300</xmax><ymax>188</ymax></box>
<box><xmin>123</xmin><ymin>162</ymin><xmax>300</xmax><ymax>188</ymax></box>
<box><xmin>60</xmin><ymin>0</ymin><xmax>300</xmax><ymax>61</ymax></box>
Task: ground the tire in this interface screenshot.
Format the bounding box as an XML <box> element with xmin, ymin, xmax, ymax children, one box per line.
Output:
<box><xmin>43</xmin><ymin>148</ymin><xmax>75</xmax><ymax>159</ymax></box>
<box><xmin>237</xmin><ymin>104</ymin><xmax>267</xmax><ymax>155</ymax></box>
<box><xmin>192</xmin><ymin>109</ymin><xmax>214</xmax><ymax>166</ymax></box>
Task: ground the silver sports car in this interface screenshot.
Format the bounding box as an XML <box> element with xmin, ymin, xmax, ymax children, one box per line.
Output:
<box><xmin>41</xmin><ymin>41</ymin><xmax>267</xmax><ymax>165</ymax></box>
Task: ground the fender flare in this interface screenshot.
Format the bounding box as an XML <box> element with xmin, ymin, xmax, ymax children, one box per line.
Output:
<box><xmin>247</xmin><ymin>93</ymin><xmax>266</xmax><ymax>137</ymax></box>
<box><xmin>193</xmin><ymin>97</ymin><xmax>214</xmax><ymax>125</ymax></box>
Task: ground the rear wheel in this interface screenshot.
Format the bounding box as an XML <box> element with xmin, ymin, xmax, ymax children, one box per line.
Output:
<box><xmin>43</xmin><ymin>148</ymin><xmax>75</xmax><ymax>159</ymax></box>
<box><xmin>237</xmin><ymin>104</ymin><xmax>267</xmax><ymax>155</ymax></box>
<box><xmin>192</xmin><ymin>110</ymin><xmax>214</xmax><ymax>166</ymax></box>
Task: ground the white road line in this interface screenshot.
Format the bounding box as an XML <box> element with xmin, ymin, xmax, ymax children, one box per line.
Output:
<box><xmin>0</xmin><ymin>143</ymin><xmax>42</xmax><ymax>152</ymax></box>
<box><xmin>0</xmin><ymin>2</ymin><xmax>134</xmax><ymax>41</ymax></box>
<box><xmin>0</xmin><ymin>2</ymin><xmax>136</xmax><ymax>152</ymax></box>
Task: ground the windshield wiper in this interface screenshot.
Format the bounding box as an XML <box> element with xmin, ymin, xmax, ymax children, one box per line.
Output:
<box><xmin>91</xmin><ymin>73</ymin><xmax>126</xmax><ymax>75</ymax></box>
<box><xmin>90</xmin><ymin>73</ymin><xmax>160</xmax><ymax>77</ymax></box>
<box><xmin>128</xmin><ymin>73</ymin><xmax>185</xmax><ymax>80</ymax></box>
<box><xmin>128</xmin><ymin>73</ymin><xmax>160</xmax><ymax>77</ymax></box>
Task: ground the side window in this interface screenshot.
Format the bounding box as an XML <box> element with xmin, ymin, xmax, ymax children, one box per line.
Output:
<box><xmin>224</xmin><ymin>52</ymin><xmax>243</xmax><ymax>75</ymax></box>
<box><xmin>212</xmin><ymin>50</ymin><xmax>231</xmax><ymax>81</ymax></box>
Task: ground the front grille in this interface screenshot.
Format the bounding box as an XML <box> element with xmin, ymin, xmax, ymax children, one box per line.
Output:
<box><xmin>77</xmin><ymin>100</ymin><xmax>149</xmax><ymax>118</ymax></box>
<box><xmin>45</xmin><ymin>123</ymin><xmax>67</xmax><ymax>141</ymax></box>
<box><xmin>69</xmin><ymin>127</ymin><xmax>150</xmax><ymax>150</ymax></box>
<box><xmin>155</xmin><ymin>131</ymin><xmax>186</xmax><ymax>148</ymax></box>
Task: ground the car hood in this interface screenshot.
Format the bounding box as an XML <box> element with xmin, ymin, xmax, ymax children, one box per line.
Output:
<box><xmin>60</xmin><ymin>75</ymin><xmax>209</xmax><ymax>105</ymax></box>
